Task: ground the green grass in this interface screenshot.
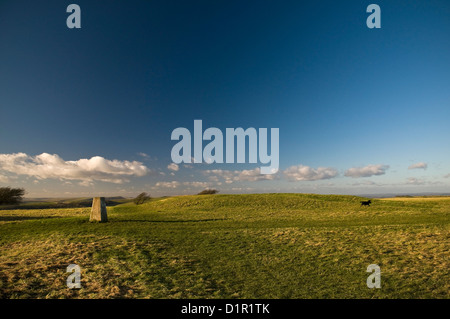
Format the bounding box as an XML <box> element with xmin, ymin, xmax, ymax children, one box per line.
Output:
<box><xmin>0</xmin><ymin>193</ymin><xmax>448</xmax><ymax>299</ymax></box>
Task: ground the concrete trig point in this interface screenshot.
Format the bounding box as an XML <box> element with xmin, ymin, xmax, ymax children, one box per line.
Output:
<box><xmin>90</xmin><ymin>197</ymin><xmax>108</xmax><ymax>222</ymax></box>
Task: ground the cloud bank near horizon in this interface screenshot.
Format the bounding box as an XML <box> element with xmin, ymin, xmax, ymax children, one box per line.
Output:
<box><xmin>204</xmin><ymin>168</ymin><xmax>278</xmax><ymax>184</ymax></box>
<box><xmin>283</xmin><ymin>165</ymin><xmax>338</xmax><ymax>181</ymax></box>
<box><xmin>408</xmin><ymin>162</ymin><xmax>428</xmax><ymax>170</ymax></box>
<box><xmin>1</xmin><ymin>151</ymin><xmax>448</xmax><ymax>198</ymax></box>
<box><xmin>0</xmin><ymin>152</ymin><xmax>149</xmax><ymax>184</ymax></box>
<box><xmin>344</xmin><ymin>164</ymin><xmax>389</xmax><ymax>178</ymax></box>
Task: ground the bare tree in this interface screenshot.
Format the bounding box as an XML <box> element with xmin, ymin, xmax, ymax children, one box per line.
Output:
<box><xmin>134</xmin><ymin>192</ymin><xmax>151</xmax><ymax>205</ymax></box>
<box><xmin>0</xmin><ymin>187</ymin><xmax>25</xmax><ymax>205</ymax></box>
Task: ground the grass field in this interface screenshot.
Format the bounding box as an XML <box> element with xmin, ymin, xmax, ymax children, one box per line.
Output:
<box><xmin>0</xmin><ymin>194</ymin><xmax>448</xmax><ymax>299</ymax></box>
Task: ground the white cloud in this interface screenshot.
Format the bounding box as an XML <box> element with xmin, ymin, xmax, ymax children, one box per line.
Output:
<box><xmin>183</xmin><ymin>181</ymin><xmax>211</xmax><ymax>188</ymax></box>
<box><xmin>351</xmin><ymin>180</ymin><xmax>378</xmax><ymax>186</ymax></box>
<box><xmin>137</xmin><ymin>153</ymin><xmax>157</xmax><ymax>161</ymax></box>
<box><xmin>204</xmin><ymin>168</ymin><xmax>277</xmax><ymax>184</ymax></box>
<box><xmin>444</xmin><ymin>174</ymin><xmax>450</xmax><ymax>178</ymax></box>
<box><xmin>137</xmin><ymin>152</ymin><xmax>149</xmax><ymax>158</ymax></box>
<box><xmin>0</xmin><ymin>174</ymin><xmax>9</xmax><ymax>183</ymax></box>
<box><xmin>408</xmin><ymin>162</ymin><xmax>428</xmax><ymax>170</ymax></box>
<box><xmin>406</xmin><ymin>177</ymin><xmax>425</xmax><ymax>185</ymax></box>
<box><xmin>79</xmin><ymin>180</ymin><xmax>94</xmax><ymax>187</ymax></box>
<box><xmin>0</xmin><ymin>152</ymin><xmax>149</xmax><ymax>184</ymax></box>
<box><xmin>344</xmin><ymin>164</ymin><xmax>389</xmax><ymax>178</ymax></box>
<box><xmin>167</xmin><ymin>163</ymin><xmax>179</xmax><ymax>171</ymax></box>
<box><xmin>283</xmin><ymin>165</ymin><xmax>338</xmax><ymax>181</ymax></box>
<box><xmin>155</xmin><ymin>181</ymin><xmax>180</xmax><ymax>188</ymax></box>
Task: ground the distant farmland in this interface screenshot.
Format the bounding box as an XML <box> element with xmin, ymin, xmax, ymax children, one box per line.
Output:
<box><xmin>0</xmin><ymin>193</ymin><xmax>448</xmax><ymax>298</ymax></box>
<box><xmin>0</xmin><ymin>197</ymin><xmax>132</xmax><ymax>210</ymax></box>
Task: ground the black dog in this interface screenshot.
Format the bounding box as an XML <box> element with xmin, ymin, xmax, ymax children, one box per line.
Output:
<box><xmin>360</xmin><ymin>200</ymin><xmax>372</xmax><ymax>206</ymax></box>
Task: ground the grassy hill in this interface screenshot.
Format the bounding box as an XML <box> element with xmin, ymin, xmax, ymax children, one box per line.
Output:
<box><xmin>0</xmin><ymin>193</ymin><xmax>448</xmax><ymax>298</ymax></box>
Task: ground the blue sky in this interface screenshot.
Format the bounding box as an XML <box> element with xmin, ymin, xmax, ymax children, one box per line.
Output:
<box><xmin>1</xmin><ymin>0</ymin><xmax>449</xmax><ymax>197</ymax></box>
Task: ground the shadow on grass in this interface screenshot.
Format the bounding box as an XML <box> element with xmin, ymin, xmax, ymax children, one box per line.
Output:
<box><xmin>0</xmin><ymin>216</ymin><xmax>62</xmax><ymax>222</ymax></box>
<box><xmin>116</xmin><ymin>218</ymin><xmax>228</xmax><ymax>223</ymax></box>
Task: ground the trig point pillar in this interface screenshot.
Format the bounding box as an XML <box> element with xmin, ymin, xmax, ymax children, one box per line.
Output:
<box><xmin>90</xmin><ymin>197</ymin><xmax>108</xmax><ymax>222</ymax></box>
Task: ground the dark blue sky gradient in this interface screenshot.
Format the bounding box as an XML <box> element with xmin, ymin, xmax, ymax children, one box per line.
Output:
<box><xmin>1</xmin><ymin>1</ymin><xmax>449</xmax><ymax>196</ymax></box>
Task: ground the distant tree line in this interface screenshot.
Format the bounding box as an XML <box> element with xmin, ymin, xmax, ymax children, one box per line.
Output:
<box><xmin>0</xmin><ymin>187</ymin><xmax>25</xmax><ymax>205</ymax></box>
<box><xmin>197</xmin><ymin>189</ymin><xmax>218</xmax><ymax>195</ymax></box>
<box><xmin>0</xmin><ymin>190</ymin><xmax>129</xmax><ymax>210</ymax></box>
